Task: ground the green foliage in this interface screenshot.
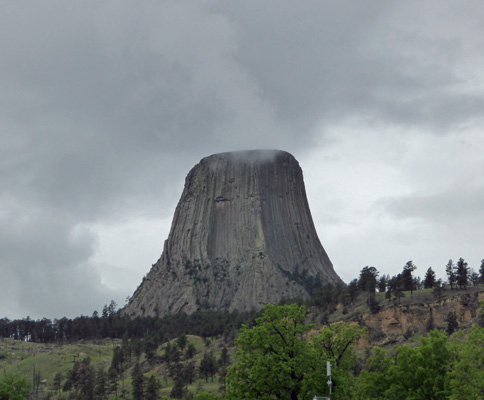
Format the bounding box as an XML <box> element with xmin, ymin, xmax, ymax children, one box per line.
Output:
<box><xmin>227</xmin><ymin>303</ymin><xmax>364</xmax><ymax>400</ymax></box>
<box><xmin>449</xmin><ymin>325</ymin><xmax>484</xmax><ymax>400</ymax></box>
<box><xmin>194</xmin><ymin>390</ymin><xmax>222</xmax><ymax>400</ymax></box>
<box><xmin>0</xmin><ymin>374</ymin><xmax>31</xmax><ymax>400</ymax></box>
<box><xmin>358</xmin><ymin>330</ymin><xmax>452</xmax><ymax>400</ymax></box>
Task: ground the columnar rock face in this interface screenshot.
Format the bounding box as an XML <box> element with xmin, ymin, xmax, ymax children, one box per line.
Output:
<box><xmin>123</xmin><ymin>150</ymin><xmax>341</xmax><ymax>318</ymax></box>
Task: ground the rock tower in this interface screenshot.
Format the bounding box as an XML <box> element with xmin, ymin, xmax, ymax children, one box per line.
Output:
<box><xmin>124</xmin><ymin>150</ymin><xmax>341</xmax><ymax>317</ymax></box>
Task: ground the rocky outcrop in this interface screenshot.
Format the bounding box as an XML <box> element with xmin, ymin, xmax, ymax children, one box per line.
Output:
<box><xmin>123</xmin><ymin>150</ymin><xmax>341</xmax><ymax>318</ymax></box>
<box><xmin>352</xmin><ymin>289</ymin><xmax>484</xmax><ymax>345</ymax></box>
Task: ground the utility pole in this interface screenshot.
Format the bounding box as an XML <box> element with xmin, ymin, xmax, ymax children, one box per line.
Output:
<box><xmin>313</xmin><ymin>361</ymin><xmax>332</xmax><ymax>400</ymax></box>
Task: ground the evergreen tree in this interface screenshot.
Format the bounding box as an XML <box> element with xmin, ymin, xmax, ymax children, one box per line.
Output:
<box><xmin>170</xmin><ymin>377</ymin><xmax>186</xmax><ymax>400</ymax></box>
<box><xmin>445</xmin><ymin>311</ymin><xmax>459</xmax><ymax>335</ymax></box>
<box><xmin>94</xmin><ymin>366</ymin><xmax>107</xmax><ymax>400</ymax></box>
<box><xmin>479</xmin><ymin>259</ymin><xmax>484</xmax><ymax>284</ymax></box>
<box><xmin>176</xmin><ymin>334</ymin><xmax>188</xmax><ymax>351</ymax></box>
<box><xmin>377</xmin><ymin>274</ymin><xmax>388</xmax><ymax>293</ymax></box>
<box><xmin>358</xmin><ymin>266</ymin><xmax>379</xmax><ymax>295</ymax></box>
<box><xmin>347</xmin><ymin>279</ymin><xmax>359</xmax><ymax>303</ymax></box>
<box><xmin>423</xmin><ymin>267</ymin><xmax>436</xmax><ymax>289</ymax></box>
<box><xmin>199</xmin><ymin>351</ymin><xmax>218</xmax><ymax>382</ymax></box>
<box><xmin>145</xmin><ymin>375</ymin><xmax>159</xmax><ymax>400</ymax></box>
<box><xmin>185</xmin><ymin>343</ymin><xmax>197</xmax><ymax>359</ymax></box>
<box><xmin>131</xmin><ymin>362</ymin><xmax>144</xmax><ymax>400</ymax></box>
<box><xmin>402</xmin><ymin>260</ymin><xmax>416</xmax><ymax>294</ymax></box>
<box><xmin>446</xmin><ymin>259</ymin><xmax>456</xmax><ymax>290</ymax></box>
<box><xmin>455</xmin><ymin>257</ymin><xmax>469</xmax><ymax>290</ymax></box>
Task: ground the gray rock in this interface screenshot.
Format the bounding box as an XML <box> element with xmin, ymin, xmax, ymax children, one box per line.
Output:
<box><xmin>123</xmin><ymin>150</ymin><xmax>341</xmax><ymax>317</ymax></box>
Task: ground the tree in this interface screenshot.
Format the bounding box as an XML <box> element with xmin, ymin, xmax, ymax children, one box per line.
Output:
<box><xmin>450</xmin><ymin>324</ymin><xmax>484</xmax><ymax>399</ymax></box>
<box><xmin>145</xmin><ymin>375</ymin><xmax>159</xmax><ymax>400</ymax></box>
<box><xmin>170</xmin><ymin>377</ymin><xmax>186</xmax><ymax>400</ymax></box>
<box><xmin>227</xmin><ymin>304</ymin><xmax>316</xmax><ymax>400</ymax></box>
<box><xmin>446</xmin><ymin>311</ymin><xmax>459</xmax><ymax>335</ymax></box>
<box><xmin>144</xmin><ymin>338</ymin><xmax>158</xmax><ymax>362</ymax></box>
<box><xmin>52</xmin><ymin>372</ymin><xmax>62</xmax><ymax>399</ymax></box>
<box><xmin>385</xmin><ymin>330</ymin><xmax>451</xmax><ymax>399</ymax></box>
<box><xmin>311</xmin><ymin>322</ymin><xmax>365</xmax><ymax>399</ymax></box>
<box><xmin>357</xmin><ymin>347</ymin><xmax>395</xmax><ymax>398</ymax></box>
<box><xmin>131</xmin><ymin>362</ymin><xmax>144</xmax><ymax>400</ymax></box>
<box><xmin>423</xmin><ymin>267</ymin><xmax>436</xmax><ymax>289</ymax></box>
<box><xmin>433</xmin><ymin>279</ymin><xmax>444</xmax><ymax>301</ymax></box>
<box><xmin>479</xmin><ymin>259</ymin><xmax>484</xmax><ymax>284</ymax></box>
<box><xmin>358</xmin><ymin>266</ymin><xmax>379</xmax><ymax>295</ymax></box>
<box><xmin>94</xmin><ymin>366</ymin><xmax>107</xmax><ymax>400</ymax></box>
<box><xmin>226</xmin><ymin>304</ymin><xmax>364</xmax><ymax>400</ymax></box>
<box><xmin>377</xmin><ymin>274</ymin><xmax>389</xmax><ymax>293</ymax></box>
<box><xmin>347</xmin><ymin>279</ymin><xmax>359</xmax><ymax>303</ymax></box>
<box><xmin>469</xmin><ymin>269</ymin><xmax>480</xmax><ymax>286</ymax></box>
<box><xmin>176</xmin><ymin>333</ymin><xmax>188</xmax><ymax>351</ymax></box>
<box><xmin>402</xmin><ymin>260</ymin><xmax>416</xmax><ymax>294</ymax></box>
<box><xmin>446</xmin><ymin>259</ymin><xmax>456</xmax><ymax>290</ymax></box>
<box><xmin>199</xmin><ymin>351</ymin><xmax>218</xmax><ymax>382</ymax></box>
<box><xmin>185</xmin><ymin>342</ymin><xmax>197</xmax><ymax>359</ymax></box>
<box><xmin>455</xmin><ymin>257</ymin><xmax>469</xmax><ymax>290</ymax></box>
<box><xmin>0</xmin><ymin>374</ymin><xmax>31</xmax><ymax>400</ymax></box>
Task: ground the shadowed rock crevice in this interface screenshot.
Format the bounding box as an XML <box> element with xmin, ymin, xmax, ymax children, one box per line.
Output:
<box><xmin>124</xmin><ymin>150</ymin><xmax>341</xmax><ymax>318</ymax></box>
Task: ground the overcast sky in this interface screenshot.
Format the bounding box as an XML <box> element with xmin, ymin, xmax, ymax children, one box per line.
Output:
<box><xmin>2</xmin><ymin>0</ymin><xmax>484</xmax><ymax>319</ymax></box>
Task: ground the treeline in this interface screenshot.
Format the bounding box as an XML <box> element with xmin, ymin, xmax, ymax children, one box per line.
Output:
<box><xmin>0</xmin><ymin>303</ymin><xmax>260</xmax><ymax>344</ymax></box>
<box><xmin>348</xmin><ymin>257</ymin><xmax>484</xmax><ymax>304</ymax></box>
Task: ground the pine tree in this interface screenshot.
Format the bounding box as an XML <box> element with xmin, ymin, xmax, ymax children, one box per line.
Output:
<box><xmin>145</xmin><ymin>375</ymin><xmax>159</xmax><ymax>400</ymax></box>
<box><xmin>423</xmin><ymin>267</ymin><xmax>436</xmax><ymax>289</ymax></box>
<box><xmin>455</xmin><ymin>258</ymin><xmax>469</xmax><ymax>290</ymax></box>
<box><xmin>131</xmin><ymin>362</ymin><xmax>144</xmax><ymax>400</ymax></box>
<box><xmin>446</xmin><ymin>259</ymin><xmax>456</xmax><ymax>290</ymax></box>
<box><xmin>479</xmin><ymin>259</ymin><xmax>484</xmax><ymax>284</ymax></box>
<box><xmin>402</xmin><ymin>261</ymin><xmax>416</xmax><ymax>294</ymax></box>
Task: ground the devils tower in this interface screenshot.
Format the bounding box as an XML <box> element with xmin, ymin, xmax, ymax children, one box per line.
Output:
<box><xmin>124</xmin><ymin>150</ymin><xmax>341</xmax><ymax>318</ymax></box>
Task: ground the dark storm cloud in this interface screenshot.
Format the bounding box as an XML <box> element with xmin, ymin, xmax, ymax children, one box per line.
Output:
<box><xmin>1</xmin><ymin>0</ymin><xmax>483</xmax><ymax>317</ymax></box>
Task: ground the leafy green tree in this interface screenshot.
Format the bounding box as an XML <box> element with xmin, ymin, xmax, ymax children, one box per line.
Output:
<box><xmin>357</xmin><ymin>347</ymin><xmax>395</xmax><ymax>398</ymax></box>
<box><xmin>0</xmin><ymin>374</ymin><xmax>31</xmax><ymax>400</ymax></box>
<box><xmin>450</xmin><ymin>324</ymin><xmax>484</xmax><ymax>399</ymax></box>
<box><xmin>227</xmin><ymin>304</ymin><xmax>364</xmax><ymax>400</ymax></box>
<box><xmin>227</xmin><ymin>304</ymin><xmax>316</xmax><ymax>400</ymax></box>
<box><xmin>194</xmin><ymin>391</ymin><xmax>221</xmax><ymax>400</ymax></box>
<box><xmin>311</xmin><ymin>321</ymin><xmax>365</xmax><ymax>399</ymax></box>
<box><xmin>386</xmin><ymin>330</ymin><xmax>451</xmax><ymax>400</ymax></box>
